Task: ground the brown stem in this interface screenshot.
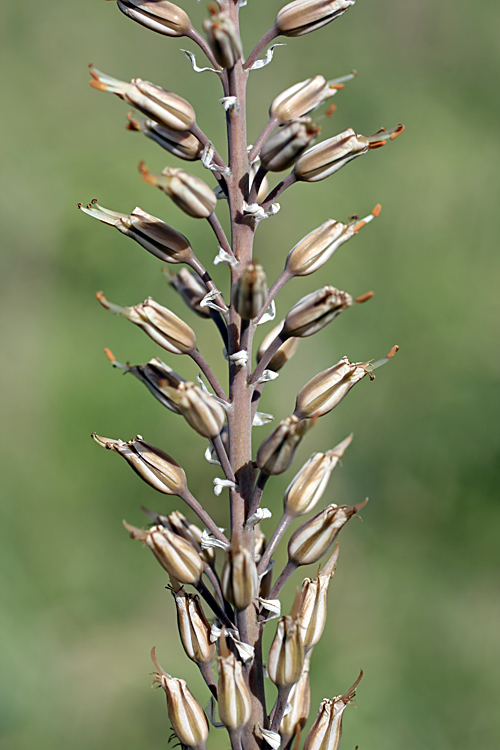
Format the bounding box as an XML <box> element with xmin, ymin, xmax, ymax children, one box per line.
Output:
<box><xmin>254</xmin><ymin>269</ymin><xmax>293</xmax><ymax>324</ymax></box>
<box><xmin>199</xmin><ymin>660</ymin><xmax>218</xmax><ymax>699</ymax></box>
<box><xmin>251</xmin><ymin>383</ymin><xmax>265</xmax><ymax>422</ymax></box>
<box><xmin>257</xmin><ymin>512</ymin><xmax>293</xmax><ymax>576</ymax></box>
<box><xmin>207</xmin><ymin>211</ymin><xmax>236</xmax><ymax>261</ymax></box>
<box><xmin>196</xmin><ymin>579</ymin><xmax>237</xmax><ymax>631</ymax></box>
<box><xmin>248</xmin><ymin>165</ymin><xmax>268</xmax><ymax>205</ymax></box>
<box><xmin>185</xmin><ymin>27</ymin><xmax>222</xmax><ymax>73</ymax></box>
<box><xmin>190</xmin><ymin>122</ymin><xmax>229</xmax><ymax>174</ymax></box>
<box><xmin>243</xmin><ymin>25</ymin><xmax>280</xmax><ymax>70</ymax></box>
<box><xmin>248</xmin><ymin>471</ymin><xmax>269</xmax><ymax>519</ymax></box>
<box><xmin>182</xmin><ymin>487</ymin><xmax>229</xmax><ymax>545</ymax></box>
<box><xmin>270</xmin><ymin>685</ymin><xmax>293</xmax><ymax>732</ymax></box>
<box><xmin>190</xmin><ymin>348</ymin><xmax>229</xmax><ymax>402</ymax></box>
<box><xmin>204</xmin><ymin>564</ymin><xmax>225</xmax><ymax>607</ymax></box>
<box><xmin>268</xmin><ymin>560</ymin><xmax>297</xmax><ymax>601</ymax></box>
<box><xmin>248</xmin><ymin>117</ymin><xmax>279</xmax><ymax>164</ymax></box>
<box><xmin>189</xmin><ymin>255</ymin><xmax>229</xmax><ymax>313</ymax></box>
<box><xmin>248</xmin><ymin>335</ymin><xmax>285</xmax><ymax>386</ymax></box>
<box><xmin>213</xmin><ymin>433</ymin><xmax>237</xmax><ymax>484</ymax></box>
<box><xmin>260</xmin><ymin>172</ymin><xmax>297</xmax><ymax>211</ymax></box>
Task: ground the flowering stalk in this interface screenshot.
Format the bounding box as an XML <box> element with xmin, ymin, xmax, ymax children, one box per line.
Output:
<box><xmin>83</xmin><ymin>2</ymin><xmax>403</xmax><ymax>749</ymax></box>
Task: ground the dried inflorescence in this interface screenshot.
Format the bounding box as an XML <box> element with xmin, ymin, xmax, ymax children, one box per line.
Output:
<box><xmin>83</xmin><ymin>1</ymin><xmax>403</xmax><ymax>749</ymax></box>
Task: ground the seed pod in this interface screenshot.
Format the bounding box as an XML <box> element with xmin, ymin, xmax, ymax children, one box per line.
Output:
<box><xmin>288</xmin><ymin>503</ymin><xmax>362</xmax><ymax>567</ymax></box>
<box><xmin>203</xmin><ymin>8</ymin><xmax>243</xmax><ymax>69</ymax></box>
<box><xmin>217</xmin><ymin>635</ymin><xmax>252</xmax><ymax>730</ymax></box>
<box><xmin>89</xmin><ymin>66</ymin><xmax>196</xmax><ymax>131</ymax></box>
<box><xmin>127</xmin><ymin>114</ymin><xmax>204</xmax><ymax>160</ymax></box>
<box><xmin>152</xmin><ymin>648</ymin><xmax>209</xmax><ymax>749</ymax></box>
<box><xmin>294</xmin><ymin>357</ymin><xmax>369</xmax><ymax>420</ymax></box>
<box><xmin>294</xmin><ymin>124</ymin><xmax>404</xmax><ymax>183</ymax></box>
<box><xmin>257</xmin><ymin>322</ymin><xmax>299</xmax><ymax>373</ymax></box>
<box><xmin>232</xmin><ymin>263</ymin><xmax>268</xmax><ymax>320</ymax></box>
<box><xmin>276</xmin><ymin>0</ymin><xmax>355</xmax><ymax>38</ymax></box>
<box><xmin>249</xmin><ymin>161</ymin><xmax>270</xmax><ymax>203</ymax></box>
<box><xmin>280</xmin><ymin>653</ymin><xmax>311</xmax><ymax>749</ymax></box>
<box><xmin>160</xmin><ymin>381</ymin><xmax>225</xmax><ymax>438</ymax></box>
<box><xmin>167</xmin><ymin>269</ymin><xmax>210</xmax><ymax>318</ymax></box>
<box><xmin>117</xmin><ymin>0</ymin><xmax>192</xmax><ymax>37</ymax></box>
<box><xmin>124</xmin><ymin>522</ymin><xmax>204</xmax><ymax>584</ymax></box>
<box><xmin>283</xmin><ymin>286</ymin><xmax>352</xmax><ymax>338</ymax></box>
<box><xmin>268</xmin><ymin>598</ymin><xmax>305</xmax><ymax>688</ymax></box>
<box><xmin>260</xmin><ymin>119</ymin><xmax>320</xmax><ymax>172</ymax></box>
<box><xmin>97</xmin><ymin>292</ymin><xmax>196</xmax><ymax>354</ymax></box>
<box><xmin>79</xmin><ymin>201</ymin><xmax>194</xmax><ymax>264</ymax></box>
<box><xmin>166</xmin><ymin>510</ymin><xmax>215</xmax><ymax>566</ymax></box>
<box><xmin>221</xmin><ymin>542</ymin><xmax>258</xmax><ymax>610</ymax></box>
<box><xmin>256</xmin><ymin>416</ymin><xmax>310</xmax><ymax>476</ymax></box>
<box><xmin>110</xmin><ymin>356</ymin><xmax>185</xmax><ymax>413</ymax></box>
<box><xmin>270</xmin><ymin>76</ymin><xmax>337</xmax><ymax>123</ymax></box>
<box><xmin>92</xmin><ymin>433</ymin><xmax>187</xmax><ymax>495</ymax></box>
<box><xmin>140</xmin><ymin>164</ymin><xmax>217</xmax><ymax>219</ymax></box>
<box><xmin>299</xmin><ymin>549</ymin><xmax>338</xmax><ymax>651</ymax></box>
<box><xmin>303</xmin><ymin>672</ymin><xmax>363</xmax><ymax>750</ymax></box>
<box><xmin>284</xmin><ymin>435</ymin><xmax>353</xmax><ymax>517</ymax></box>
<box><xmin>171</xmin><ymin>588</ymin><xmax>216</xmax><ymax>664</ymax></box>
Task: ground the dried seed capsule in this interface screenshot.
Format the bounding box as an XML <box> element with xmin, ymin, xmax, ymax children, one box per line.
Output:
<box><xmin>217</xmin><ymin>635</ymin><xmax>252</xmax><ymax>730</ymax></box>
<box><xmin>79</xmin><ymin>201</ymin><xmax>194</xmax><ymax>264</ymax></box>
<box><xmin>152</xmin><ymin>648</ymin><xmax>209</xmax><ymax>749</ymax></box>
<box><xmin>276</xmin><ymin>0</ymin><xmax>355</xmax><ymax>38</ymax></box>
<box><xmin>268</xmin><ymin>599</ymin><xmax>305</xmax><ymax>688</ymax></box>
<box><xmin>284</xmin><ymin>435</ymin><xmax>353</xmax><ymax>517</ymax></box>
<box><xmin>203</xmin><ymin>7</ymin><xmax>243</xmax><ymax>69</ymax></box>
<box><xmin>140</xmin><ymin>164</ymin><xmax>217</xmax><ymax>219</ymax></box>
<box><xmin>162</xmin><ymin>381</ymin><xmax>225</xmax><ymax>438</ymax></box>
<box><xmin>270</xmin><ymin>76</ymin><xmax>333</xmax><ymax>123</ymax></box>
<box><xmin>117</xmin><ymin>0</ymin><xmax>192</xmax><ymax>37</ymax></box>
<box><xmin>96</xmin><ymin>293</ymin><xmax>197</xmax><ymax>355</ymax></box>
<box><xmin>294</xmin><ymin>357</ymin><xmax>369</xmax><ymax>420</ymax></box>
<box><xmin>257</xmin><ymin>322</ymin><xmax>299</xmax><ymax>372</ymax></box>
<box><xmin>124</xmin><ymin>522</ymin><xmax>204</xmax><ymax>584</ymax></box>
<box><xmin>299</xmin><ymin>551</ymin><xmax>338</xmax><ymax>651</ymax></box>
<box><xmin>167</xmin><ymin>269</ymin><xmax>211</xmax><ymax>318</ymax></box>
<box><xmin>92</xmin><ymin>434</ymin><xmax>187</xmax><ymax>495</ymax></box>
<box><xmin>288</xmin><ymin>503</ymin><xmax>362</xmax><ymax>567</ymax></box>
<box><xmin>303</xmin><ymin>672</ymin><xmax>363</xmax><ymax>750</ymax></box>
<box><xmin>279</xmin><ymin>653</ymin><xmax>311</xmax><ymax>749</ymax></box>
<box><xmin>232</xmin><ymin>263</ymin><xmax>268</xmax><ymax>320</ymax></box>
<box><xmin>256</xmin><ymin>415</ymin><xmax>310</xmax><ymax>476</ymax></box>
<box><xmin>221</xmin><ymin>542</ymin><xmax>258</xmax><ymax>610</ymax></box>
<box><xmin>167</xmin><ymin>510</ymin><xmax>215</xmax><ymax>566</ymax></box>
<box><xmin>283</xmin><ymin>286</ymin><xmax>352</xmax><ymax>338</ymax></box>
<box><xmin>89</xmin><ymin>66</ymin><xmax>196</xmax><ymax>131</ymax></box>
<box><xmin>171</xmin><ymin>588</ymin><xmax>216</xmax><ymax>664</ymax></box>
<box><xmin>127</xmin><ymin>114</ymin><xmax>204</xmax><ymax>160</ymax></box>
<box><xmin>294</xmin><ymin>124</ymin><xmax>404</xmax><ymax>183</ymax></box>
<box><xmin>260</xmin><ymin>119</ymin><xmax>320</xmax><ymax>172</ymax></box>
<box><xmin>110</xmin><ymin>356</ymin><xmax>185</xmax><ymax>413</ymax></box>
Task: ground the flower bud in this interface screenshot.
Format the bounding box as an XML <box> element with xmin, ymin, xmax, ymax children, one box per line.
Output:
<box><xmin>257</xmin><ymin>322</ymin><xmax>299</xmax><ymax>372</ymax></box>
<box><xmin>276</xmin><ymin>0</ymin><xmax>355</xmax><ymax>38</ymax></box>
<box><xmin>217</xmin><ymin>635</ymin><xmax>252</xmax><ymax>730</ymax></box>
<box><xmin>127</xmin><ymin>113</ymin><xmax>204</xmax><ymax>160</ymax></box>
<box><xmin>299</xmin><ymin>549</ymin><xmax>338</xmax><ymax>651</ymax></box>
<box><xmin>294</xmin><ymin>124</ymin><xmax>404</xmax><ymax>183</ymax></box>
<box><xmin>171</xmin><ymin>588</ymin><xmax>216</xmax><ymax>664</ymax></box>
<box><xmin>167</xmin><ymin>269</ymin><xmax>211</xmax><ymax>318</ymax></box>
<box><xmin>89</xmin><ymin>66</ymin><xmax>196</xmax><ymax>131</ymax></box>
<box><xmin>288</xmin><ymin>503</ymin><xmax>363</xmax><ymax>567</ymax></box>
<box><xmin>140</xmin><ymin>164</ymin><xmax>217</xmax><ymax>219</ymax></box>
<box><xmin>163</xmin><ymin>381</ymin><xmax>226</xmax><ymax>438</ymax></box>
<box><xmin>260</xmin><ymin>119</ymin><xmax>320</xmax><ymax>172</ymax></box>
<box><xmin>270</xmin><ymin>76</ymin><xmax>338</xmax><ymax>123</ymax></box>
<box><xmin>232</xmin><ymin>263</ymin><xmax>268</xmax><ymax>320</ymax></box>
<box><xmin>152</xmin><ymin>648</ymin><xmax>209</xmax><ymax>749</ymax></box>
<box><xmin>283</xmin><ymin>286</ymin><xmax>352</xmax><ymax>338</ymax></box>
<box><xmin>124</xmin><ymin>522</ymin><xmax>204</xmax><ymax>584</ymax></box>
<box><xmin>166</xmin><ymin>510</ymin><xmax>215</xmax><ymax>566</ymax></box>
<box><xmin>92</xmin><ymin>433</ymin><xmax>187</xmax><ymax>495</ymax></box>
<box><xmin>221</xmin><ymin>542</ymin><xmax>258</xmax><ymax>610</ymax></box>
<box><xmin>203</xmin><ymin>8</ymin><xmax>242</xmax><ymax>69</ymax></box>
<box><xmin>284</xmin><ymin>435</ymin><xmax>353</xmax><ymax>517</ymax></box>
<box><xmin>294</xmin><ymin>357</ymin><xmax>369</xmax><ymax>419</ymax></box>
<box><xmin>256</xmin><ymin>415</ymin><xmax>310</xmax><ymax>476</ymax></box>
<box><xmin>280</xmin><ymin>654</ymin><xmax>311</xmax><ymax>749</ymax></box>
<box><xmin>117</xmin><ymin>0</ymin><xmax>192</xmax><ymax>37</ymax></box>
<box><xmin>268</xmin><ymin>599</ymin><xmax>305</xmax><ymax>688</ymax></box>
<box><xmin>303</xmin><ymin>672</ymin><xmax>363</xmax><ymax>750</ymax></box>
<box><xmin>79</xmin><ymin>200</ymin><xmax>194</xmax><ymax>264</ymax></box>
<box><xmin>97</xmin><ymin>292</ymin><xmax>196</xmax><ymax>354</ymax></box>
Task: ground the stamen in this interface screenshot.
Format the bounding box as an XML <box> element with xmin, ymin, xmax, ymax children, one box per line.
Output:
<box><xmin>355</xmin><ymin>291</ymin><xmax>374</xmax><ymax>304</ymax></box>
<box><xmin>371</xmin><ymin>344</ymin><xmax>400</xmax><ymax>370</ymax></box>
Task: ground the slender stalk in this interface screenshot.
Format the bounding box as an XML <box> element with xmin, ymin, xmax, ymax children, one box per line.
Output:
<box><xmin>267</xmin><ymin>560</ymin><xmax>297</xmax><ymax>602</ymax></box>
<box><xmin>182</xmin><ymin>487</ymin><xmax>229</xmax><ymax>545</ymax></box>
<box><xmin>213</xmin><ymin>433</ymin><xmax>237</xmax><ymax>484</ymax></box>
<box><xmin>248</xmin><ymin>335</ymin><xmax>285</xmax><ymax>386</ymax></box>
<box><xmin>270</xmin><ymin>685</ymin><xmax>293</xmax><ymax>732</ymax></box>
<box><xmin>189</xmin><ymin>255</ymin><xmax>229</xmax><ymax>313</ymax></box>
<box><xmin>190</xmin><ymin>348</ymin><xmax>229</xmax><ymax>402</ymax></box>
<box><xmin>208</xmin><ymin>308</ymin><xmax>229</xmax><ymax>348</ymax></box>
<box><xmin>190</xmin><ymin>122</ymin><xmax>229</xmax><ymax>173</ymax></box>
<box><xmin>186</xmin><ymin>27</ymin><xmax>223</xmax><ymax>72</ymax></box>
<box><xmin>196</xmin><ymin>579</ymin><xmax>237</xmax><ymax>630</ymax></box>
<box><xmin>248</xmin><ymin>117</ymin><xmax>279</xmax><ymax>164</ymax></box>
<box><xmin>257</xmin><ymin>511</ymin><xmax>293</xmax><ymax>576</ymax></box>
<box><xmin>251</xmin><ymin>383</ymin><xmax>265</xmax><ymax>421</ymax></box>
<box><xmin>207</xmin><ymin>211</ymin><xmax>236</xmax><ymax>260</ymax></box>
<box><xmin>199</xmin><ymin>661</ymin><xmax>218</xmax><ymax>699</ymax></box>
<box><xmin>248</xmin><ymin>165</ymin><xmax>268</xmax><ymax>205</ymax></box>
<box><xmin>204</xmin><ymin>564</ymin><xmax>225</xmax><ymax>607</ymax></box>
<box><xmin>243</xmin><ymin>25</ymin><xmax>279</xmax><ymax>70</ymax></box>
<box><xmin>260</xmin><ymin>172</ymin><xmax>297</xmax><ymax>212</ymax></box>
<box><xmin>254</xmin><ymin>269</ymin><xmax>293</xmax><ymax>324</ymax></box>
<box><xmin>248</xmin><ymin>471</ymin><xmax>269</xmax><ymax>520</ymax></box>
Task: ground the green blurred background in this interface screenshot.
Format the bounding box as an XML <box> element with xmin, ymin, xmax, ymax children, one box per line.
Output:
<box><xmin>1</xmin><ymin>0</ymin><xmax>500</xmax><ymax>748</ymax></box>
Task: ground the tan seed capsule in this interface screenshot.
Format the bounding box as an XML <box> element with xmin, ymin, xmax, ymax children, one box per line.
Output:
<box><xmin>221</xmin><ymin>542</ymin><xmax>259</xmax><ymax>610</ymax></box>
<box><xmin>279</xmin><ymin>653</ymin><xmax>311</xmax><ymax>749</ymax></box>
<box><xmin>217</xmin><ymin>635</ymin><xmax>252</xmax><ymax>730</ymax></box>
<box><xmin>268</xmin><ymin>600</ymin><xmax>305</xmax><ymax>688</ymax></box>
<box><xmin>141</xmin><ymin>163</ymin><xmax>217</xmax><ymax>219</ymax></box>
<box><xmin>79</xmin><ymin>201</ymin><xmax>194</xmax><ymax>264</ymax></box>
<box><xmin>124</xmin><ymin>522</ymin><xmax>204</xmax><ymax>584</ymax></box>
<box><xmin>89</xmin><ymin>65</ymin><xmax>196</xmax><ymax>131</ymax></box>
<box><xmin>257</xmin><ymin>322</ymin><xmax>299</xmax><ymax>372</ymax></box>
<box><xmin>232</xmin><ymin>263</ymin><xmax>268</xmax><ymax>320</ymax></box>
<box><xmin>276</xmin><ymin>0</ymin><xmax>355</xmax><ymax>38</ymax></box>
<box><xmin>172</xmin><ymin>588</ymin><xmax>216</xmax><ymax>664</ymax></box>
<box><xmin>256</xmin><ymin>415</ymin><xmax>310</xmax><ymax>476</ymax></box>
<box><xmin>152</xmin><ymin>648</ymin><xmax>209</xmax><ymax>749</ymax></box>
<box><xmin>106</xmin><ymin>355</ymin><xmax>185</xmax><ymax>413</ymax></box>
<box><xmin>303</xmin><ymin>671</ymin><xmax>363</xmax><ymax>750</ymax></box>
<box><xmin>284</xmin><ymin>435</ymin><xmax>353</xmax><ymax>517</ymax></box>
<box><xmin>160</xmin><ymin>381</ymin><xmax>225</xmax><ymax>438</ymax></box>
<box><xmin>203</xmin><ymin>8</ymin><xmax>243</xmax><ymax>69</ymax></box>
<box><xmin>288</xmin><ymin>503</ymin><xmax>362</xmax><ymax>567</ymax></box>
<box><xmin>270</xmin><ymin>76</ymin><xmax>336</xmax><ymax>123</ymax></box>
<box><xmin>96</xmin><ymin>292</ymin><xmax>197</xmax><ymax>354</ymax></box>
<box><xmin>127</xmin><ymin>114</ymin><xmax>204</xmax><ymax>160</ymax></box>
<box><xmin>294</xmin><ymin>357</ymin><xmax>369</xmax><ymax>419</ymax></box>
<box><xmin>283</xmin><ymin>286</ymin><xmax>352</xmax><ymax>338</ymax></box>
<box><xmin>260</xmin><ymin>118</ymin><xmax>319</xmax><ymax>172</ymax></box>
<box><xmin>166</xmin><ymin>510</ymin><xmax>214</xmax><ymax>566</ymax></box>
<box><xmin>167</xmin><ymin>269</ymin><xmax>211</xmax><ymax>318</ymax></box>
<box><xmin>117</xmin><ymin>0</ymin><xmax>192</xmax><ymax>37</ymax></box>
<box><xmin>299</xmin><ymin>549</ymin><xmax>338</xmax><ymax>652</ymax></box>
<box><xmin>92</xmin><ymin>433</ymin><xmax>187</xmax><ymax>495</ymax></box>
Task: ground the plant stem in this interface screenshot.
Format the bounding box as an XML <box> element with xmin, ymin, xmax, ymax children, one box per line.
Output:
<box><xmin>190</xmin><ymin>348</ymin><xmax>229</xmax><ymax>402</ymax></box>
<box><xmin>257</xmin><ymin>512</ymin><xmax>294</xmax><ymax>576</ymax></box>
<box><xmin>207</xmin><ymin>211</ymin><xmax>236</xmax><ymax>260</ymax></box>
<box><xmin>248</xmin><ymin>117</ymin><xmax>279</xmax><ymax>164</ymax></box>
<box><xmin>248</xmin><ymin>335</ymin><xmax>285</xmax><ymax>386</ymax></box>
<box><xmin>268</xmin><ymin>560</ymin><xmax>297</xmax><ymax>602</ymax></box>
<box><xmin>212</xmin><ymin>433</ymin><xmax>237</xmax><ymax>483</ymax></box>
<box><xmin>243</xmin><ymin>25</ymin><xmax>279</xmax><ymax>70</ymax></box>
<box><xmin>182</xmin><ymin>487</ymin><xmax>229</xmax><ymax>545</ymax></box>
<box><xmin>199</xmin><ymin>661</ymin><xmax>218</xmax><ymax>699</ymax></box>
<box><xmin>260</xmin><ymin>172</ymin><xmax>297</xmax><ymax>211</ymax></box>
<box><xmin>254</xmin><ymin>269</ymin><xmax>293</xmax><ymax>324</ymax></box>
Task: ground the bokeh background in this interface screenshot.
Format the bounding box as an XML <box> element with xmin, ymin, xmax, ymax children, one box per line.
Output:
<box><xmin>1</xmin><ymin>0</ymin><xmax>500</xmax><ymax>748</ymax></box>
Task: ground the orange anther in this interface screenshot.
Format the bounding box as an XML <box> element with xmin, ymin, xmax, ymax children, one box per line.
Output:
<box><xmin>390</xmin><ymin>124</ymin><xmax>405</xmax><ymax>140</ymax></box>
<box><xmin>386</xmin><ymin>344</ymin><xmax>399</xmax><ymax>359</ymax></box>
<box><xmin>351</xmin><ymin>220</ymin><xmax>366</xmax><ymax>233</ymax></box>
<box><xmin>326</xmin><ymin>103</ymin><xmax>337</xmax><ymax>117</ymax></box>
<box><xmin>355</xmin><ymin>291</ymin><xmax>374</xmax><ymax>304</ymax></box>
<box><xmin>372</xmin><ymin>203</ymin><xmax>382</xmax><ymax>217</ymax></box>
<box><xmin>104</xmin><ymin>348</ymin><xmax>116</xmax><ymax>362</ymax></box>
<box><xmin>368</xmin><ymin>140</ymin><xmax>387</xmax><ymax>149</ymax></box>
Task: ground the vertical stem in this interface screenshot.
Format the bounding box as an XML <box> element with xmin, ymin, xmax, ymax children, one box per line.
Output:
<box><xmin>199</xmin><ymin>661</ymin><xmax>218</xmax><ymax>699</ymax></box>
